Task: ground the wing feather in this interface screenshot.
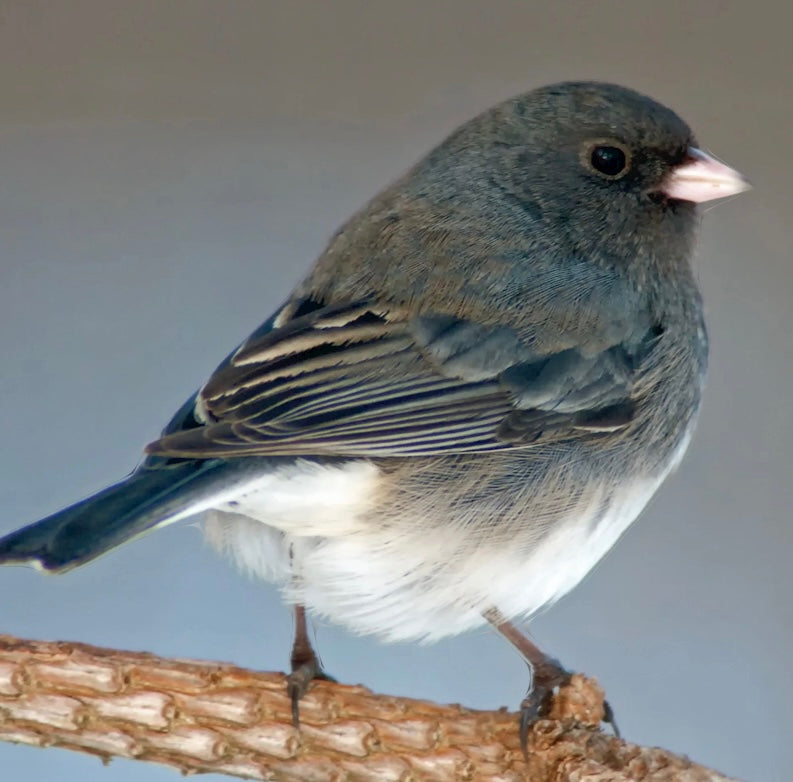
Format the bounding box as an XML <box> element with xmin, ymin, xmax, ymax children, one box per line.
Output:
<box><xmin>147</xmin><ymin>298</ymin><xmax>656</xmax><ymax>459</ymax></box>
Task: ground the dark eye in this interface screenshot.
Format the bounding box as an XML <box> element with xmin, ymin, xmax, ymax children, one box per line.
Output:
<box><xmin>589</xmin><ymin>145</ymin><xmax>629</xmax><ymax>178</ymax></box>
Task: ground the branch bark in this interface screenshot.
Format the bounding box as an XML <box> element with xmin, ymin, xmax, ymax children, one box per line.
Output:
<box><xmin>0</xmin><ymin>634</ymin><xmax>737</xmax><ymax>781</ymax></box>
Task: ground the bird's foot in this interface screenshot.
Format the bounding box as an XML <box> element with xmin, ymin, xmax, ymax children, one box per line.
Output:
<box><xmin>483</xmin><ymin>607</ymin><xmax>618</xmax><ymax>757</ymax></box>
<box><xmin>287</xmin><ymin>603</ymin><xmax>336</xmax><ymax>727</ymax></box>
<box><xmin>519</xmin><ymin>661</ymin><xmax>620</xmax><ymax>756</ymax></box>
<box><xmin>287</xmin><ymin>649</ymin><xmax>336</xmax><ymax>727</ymax></box>
<box><xmin>518</xmin><ymin>656</ymin><xmax>572</xmax><ymax>756</ymax></box>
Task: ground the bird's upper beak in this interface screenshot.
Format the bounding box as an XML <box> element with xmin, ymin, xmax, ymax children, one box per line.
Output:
<box><xmin>661</xmin><ymin>147</ymin><xmax>751</xmax><ymax>203</ymax></box>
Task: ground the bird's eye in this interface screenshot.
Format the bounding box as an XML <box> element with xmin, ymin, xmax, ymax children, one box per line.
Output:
<box><xmin>585</xmin><ymin>142</ymin><xmax>631</xmax><ymax>179</ymax></box>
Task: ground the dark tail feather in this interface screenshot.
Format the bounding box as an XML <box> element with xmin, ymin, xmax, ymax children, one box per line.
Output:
<box><xmin>0</xmin><ymin>459</ymin><xmax>244</xmax><ymax>573</ymax></box>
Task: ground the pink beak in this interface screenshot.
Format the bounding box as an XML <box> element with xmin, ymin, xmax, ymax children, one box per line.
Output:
<box><xmin>662</xmin><ymin>147</ymin><xmax>750</xmax><ymax>203</ymax></box>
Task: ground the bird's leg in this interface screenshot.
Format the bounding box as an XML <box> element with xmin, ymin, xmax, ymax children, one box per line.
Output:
<box><xmin>286</xmin><ymin>603</ymin><xmax>335</xmax><ymax>727</ymax></box>
<box><xmin>483</xmin><ymin>607</ymin><xmax>618</xmax><ymax>756</ymax></box>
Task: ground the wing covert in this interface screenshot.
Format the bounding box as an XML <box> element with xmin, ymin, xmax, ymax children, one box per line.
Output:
<box><xmin>146</xmin><ymin>296</ymin><xmax>661</xmax><ymax>459</ymax></box>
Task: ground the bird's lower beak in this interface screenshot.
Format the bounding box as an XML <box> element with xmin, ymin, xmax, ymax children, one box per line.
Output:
<box><xmin>661</xmin><ymin>147</ymin><xmax>750</xmax><ymax>203</ymax></box>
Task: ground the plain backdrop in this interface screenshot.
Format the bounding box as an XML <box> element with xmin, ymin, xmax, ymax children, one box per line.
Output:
<box><xmin>0</xmin><ymin>2</ymin><xmax>790</xmax><ymax>780</ymax></box>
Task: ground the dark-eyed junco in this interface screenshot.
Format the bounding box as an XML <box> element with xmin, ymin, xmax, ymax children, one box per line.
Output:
<box><xmin>0</xmin><ymin>82</ymin><xmax>748</xmax><ymax>745</ymax></box>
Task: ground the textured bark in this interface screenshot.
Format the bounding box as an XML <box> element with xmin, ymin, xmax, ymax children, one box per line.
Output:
<box><xmin>0</xmin><ymin>635</ymin><xmax>737</xmax><ymax>781</ymax></box>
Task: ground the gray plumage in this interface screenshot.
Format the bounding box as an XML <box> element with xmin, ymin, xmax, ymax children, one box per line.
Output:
<box><xmin>1</xmin><ymin>82</ymin><xmax>743</xmax><ymax>646</ymax></box>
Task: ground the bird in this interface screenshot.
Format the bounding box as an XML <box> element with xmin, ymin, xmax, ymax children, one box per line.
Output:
<box><xmin>0</xmin><ymin>81</ymin><xmax>749</xmax><ymax>748</ymax></box>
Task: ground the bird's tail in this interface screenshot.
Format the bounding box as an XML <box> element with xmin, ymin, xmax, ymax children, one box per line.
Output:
<box><xmin>0</xmin><ymin>459</ymin><xmax>254</xmax><ymax>573</ymax></box>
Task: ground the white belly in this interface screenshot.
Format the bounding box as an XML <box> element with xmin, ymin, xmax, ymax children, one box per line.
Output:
<box><xmin>204</xmin><ymin>440</ymin><xmax>689</xmax><ymax>643</ymax></box>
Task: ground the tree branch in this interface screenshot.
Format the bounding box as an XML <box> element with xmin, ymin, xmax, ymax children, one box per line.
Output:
<box><xmin>0</xmin><ymin>634</ymin><xmax>736</xmax><ymax>781</ymax></box>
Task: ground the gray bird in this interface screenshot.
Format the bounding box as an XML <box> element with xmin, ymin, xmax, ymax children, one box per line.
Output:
<box><xmin>0</xmin><ymin>82</ymin><xmax>748</xmax><ymax>745</ymax></box>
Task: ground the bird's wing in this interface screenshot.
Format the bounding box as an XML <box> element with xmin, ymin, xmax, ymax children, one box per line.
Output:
<box><xmin>146</xmin><ymin>296</ymin><xmax>661</xmax><ymax>459</ymax></box>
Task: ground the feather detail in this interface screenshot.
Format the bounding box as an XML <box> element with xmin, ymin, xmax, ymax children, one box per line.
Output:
<box><xmin>146</xmin><ymin>299</ymin><xmax>660</xmax><ymax>459</ymax></box>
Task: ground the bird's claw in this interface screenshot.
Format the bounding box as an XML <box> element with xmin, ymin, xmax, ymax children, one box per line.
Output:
<box><xmin>518</xmin><ymin>661</ymin><xmax>571</xmax><ymax>757</ymax></box>
<box><xmin>602</xmin><ymin>698</ymin><xmax>621</xmax><ymax>738</ymax></box>
<box><xmin>518</xmin><ymin>667</ymin><xmax>620</xmax><ymax>757</ymax></box>
<box><xmin>287</xmin><ymin>657</ymin><xmax>336</xmax><ymax>727</ymax></box>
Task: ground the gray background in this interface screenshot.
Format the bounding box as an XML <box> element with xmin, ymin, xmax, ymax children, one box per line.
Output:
<box><xmin>0</xmin><ymin>2</ymin><xmax>790</xmax><ymax>780</ymax></box>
